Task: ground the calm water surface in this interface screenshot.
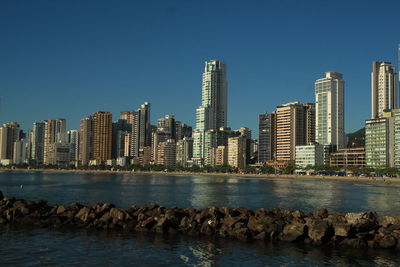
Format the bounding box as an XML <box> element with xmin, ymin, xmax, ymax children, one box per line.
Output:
<box><xmin>1</xmin><ymin>171</ymin><xmax>400</xmax><ymax>266</ymax></box>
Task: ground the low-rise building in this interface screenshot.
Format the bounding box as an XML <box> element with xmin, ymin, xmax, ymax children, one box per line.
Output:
<box><xmin>295</xmin><ymin>144</ymin><xmax>330</xmax><ymax>168</ymax></box>
<box><xmin>330</xmin><ymin>147</ymin><xmax>365</xmax><ymax>168</ymax></box>
<box><xmin>46</xmin><ymin>143</ymin><xmax>70</xmax><ymax>166</ymax></box>
<box><xmin>365</xmin><ymin>112</ymin><xmax>395</xmax><ymax>168</ymax></box>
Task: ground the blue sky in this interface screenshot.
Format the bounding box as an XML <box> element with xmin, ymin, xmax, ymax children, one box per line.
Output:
<box><xmin>0</xmin><ymin>0</ymin><xmax>399</xmax><ymax>137</ymax></box>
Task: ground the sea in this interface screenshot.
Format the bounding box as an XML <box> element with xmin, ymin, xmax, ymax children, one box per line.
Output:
<box><xmin>0</xmin><ymin>171</ymin><xmax>399</xmax><ymax>266</ymax></box>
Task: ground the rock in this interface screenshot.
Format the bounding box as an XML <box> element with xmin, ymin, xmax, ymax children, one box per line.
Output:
<box><xmin>378</xmin><ymin>216</ymin><xmax>400</xmax><ymax>228</ymax></box>
<box><xmin>222</xmin><ymin>216</ymin><xmax>240</xmax><ymax>228</ymax></box>
<box><xmin>75</xmin><ymin>207</ymin><xmax>93</xmax><ymax>222</ymax></box>
<box><xmin>109</xmin><ymin>208</ymin><xmax>125</xmax><ymax>221</ymax></box>
<box><xmin>247</xmin><ymin>216</ymin><xmax>264</xmax><ymax>232</ymax></box>
<box><xmin>315</xmin><ymin>208</ymin><xmax>328</xmax><ymax>219</ymax></box>
<box><xmin>231</xmin><ymin>227</ymin><xmax>250</xmax><ymax>240</ymax></box>
<box><xmin>13</xmin><ymin>200</ymin><xmax>26</xmax><ymax>209</ymax></box>
<box><xmin>308</xmin><ymin>220</ymin><xmax>332</xmax><ymax>243</ymax></box>
<box><xmin>56</xmin><ymin>205</ymin><xmax>67</xmax><ymax>215</ymax></box>
<box><xmin>378</xmin><ymin>235</ymin><xmax>397</xmax><ymax>248</ymax></box>
<box><xmin>280</xmin><ymin>223</ymin><xmax>306</xmax><ymax>242</ymax></box>
<box><xmin>139</xmin><ymin>217</ymin><xmax>156</xmax><ymax>230</ymax></box>
<box><xmin>345</xmin><ymin>212</ymin><xmax>377</xmax><ymax>225</ymax></box>
<box><xmin>292</xmin><ymin>210</ymin><xmax>304</xmax><ymax>218</ymax></box>
<box><xmin>0</xmin><ymin>190</ymin><xmax>3</xmax><ymax>200</ymax></box>
<box><xmin>334</xmin><ymin>223</ymin><xmax>352</xmax><ymax>237</ymax></box>
<box><xmin>20</xmin><ymin>206</ymin><xmax>30</xmax><ymax>215</ymax></box>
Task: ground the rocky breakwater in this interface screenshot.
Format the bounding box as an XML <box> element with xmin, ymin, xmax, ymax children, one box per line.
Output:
<box><xmin>0</xmin><ymin>192</ymin><xmax>400</xmax><ymax>250</ymax></box>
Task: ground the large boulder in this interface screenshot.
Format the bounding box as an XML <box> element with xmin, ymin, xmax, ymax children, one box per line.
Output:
<box><xmin>345</xmin><ymin>212</ymin><xmax>377</xmax><ymax>225</ymax></box>
<box><xmin>378</xmin><ymin>234</ymin><xmax>397</xmax><ymax>248</ymax></box>
<box><xmin>0</xmin><ymin>191</ymin><xmax>3</xmax><ymax>200</ymax></box>
<box><xmin>280</xmin><ymin>222</ymin><xmax>306</xmax><ymax>242</ymax></box>
<box><xmin>247</xmin><ymin>216</ymin><xmax>264</xmax><ymax>232</ymax></box>
<box><xmin>378</xmin><ymin>216</ymin><xmax>400</xmax><ymax>228</ymax></box>
<box><xmin>333</xmin><ymin>222</ymin><xmax>352</xmax><ymax>237</ymax></box>
<box><xmin>75</xmin><ymin>207</ymin><xmax>94</xmax><ymax>223</ymax></box>
<box><xmin>308</xmin><ymin>220</ymin><xmax>333</xmax><ymax>244</ymax></box>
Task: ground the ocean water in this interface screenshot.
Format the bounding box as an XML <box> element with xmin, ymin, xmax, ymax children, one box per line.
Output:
<box><xmin>0</xmin><ymin>171</ymin><xmax>400</xmax><ymax>266</ymax></box>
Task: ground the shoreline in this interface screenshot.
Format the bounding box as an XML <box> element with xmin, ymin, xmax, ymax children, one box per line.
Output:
<box><xmin>0</xmin><ymin>168</ymin><xmax>398</xmax><ymax>184</ymax></box>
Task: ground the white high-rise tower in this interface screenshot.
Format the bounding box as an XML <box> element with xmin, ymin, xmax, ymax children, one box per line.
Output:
<box><xmin>371</xmin><ymin>61</ymin><xmax>398</xmax><ymax>119</ymax></box>
<box><xmin>192</xmin><ymin>60</ymin><xmax>227</xmax><ymax>166</ymax></box>
<box><xmin>315</xmin><ymin>72</ymin><xmax>345</xmax><ymax>149</ymax></box>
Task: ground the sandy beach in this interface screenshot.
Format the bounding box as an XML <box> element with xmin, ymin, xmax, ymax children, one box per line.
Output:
<box><xmin>0</xmin><ymin>168</ymin><xmax>398</xmax><ymax>184</ymax></box>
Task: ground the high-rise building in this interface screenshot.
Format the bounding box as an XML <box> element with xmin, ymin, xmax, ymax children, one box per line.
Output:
<box><xmin>112</xmin><ymin>119</ymin><xmax>131</xmax><ymax>159</ymax></box>
<box><xmin>32</xmin><ymin>122</ymin><xmax>45</xmax><ymax>164</ymax></box>
<box><xmin>175</xmin><ymin>121</ymin><xmax>192</xmax><ymax>140</ymax></box>
<box><xmin>156</xmin><ymin>139</ymin><xmax>176</xmax><ymax>166</ymax></box>
<box><xmin>275</xmin><ymin>102</ymin><xmax>315</xmax><ymax>161</ymax></box>
<box><xmin>120</xmin><ymin>111</ymin><xmax>134</xmax><ymax>125</ymax></box>
<box><xmin>0</xmin><ymin>122</ymin><xmax>21</xmax><ymax>162</ymax></box>
<box><xmin>315</xmin><ymin>72</ymin><xmax>345</xmax><ymax>149</ymax></box>
<box><xmin>78</xmin><ymin>111</ymin><xmax>112</xmax><ymax>165</ymax></box>
<box><xmin>131</xmin><ymin>102</ymin><xmax>151</xmax><ymax>158</ymax></box>
<box><xmin>44</xmin><ymin>118</ymin><xmax>66</xmax><ymax>165</ymax></box>
<box><xmin>258</xmin><ymin>113</ymin><xmax>276</xmax><ymax>163</ymax></box>
<box><xmin>92</xmin><ymin>111</ymin><xmax>112</xmax><ymax>162</ymax></box>
<box><xmin>237</xmin><ymin>127</ymin><xmax>252</xmax><ymax>165</ymax></box>
<box><xmin>79</xmin><ymin>117</ymin><xmax>93</xmax><ymax>166</ymax></box>
<box><xmin>193</xmin><ymin>60</ymin><xmax>228</xmax><ymax>166</ymax></box>
<box><xmin>228</xmin><ymin>136</ymin><xmax>246</xmax><ymax>168</ymax></box>
<box><xmin>13</xmin><ymin>139</ymin><xmax>28</xmax><ymax>165</ymax></box>
<box><xmin>157</xmin><ymin>115</ymin><xmax>176</xmax><ymax>139</ymax></box>
<box><xmin>176</xmin><ymin>137</ymin><xmax>193</xmax><ymax>167</ymax></box>
<box><xmin>371</xmin><ymin>61</ymin><xmax>398</xmax><ymax>119</ymax></box>
<box><xmin>215</xmin><ymin>145</ymin><xmax>228</xmax><ymax>166</ymax></box>
<box><xmin>67</xmin><ymin>130</ymin><xmax>79</xmax><ymax>164</ymax></box>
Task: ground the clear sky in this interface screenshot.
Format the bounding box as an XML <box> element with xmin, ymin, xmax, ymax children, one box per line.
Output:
<box><xmin>0</xmin><ymin>0</ymin><xmax>399</xmax><ymax>137</ymax></box>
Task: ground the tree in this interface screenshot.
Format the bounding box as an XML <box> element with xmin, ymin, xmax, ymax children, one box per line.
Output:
<box><xmin>260</xmin><ymin>165</ymin><xmax>274</xmax><ymax>174</ymax></box>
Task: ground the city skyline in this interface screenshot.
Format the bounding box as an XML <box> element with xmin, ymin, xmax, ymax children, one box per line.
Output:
<box><xmin>1</xmin><ymin>1</ymin><xmax>399</xmax><ymax>135</ymax></box>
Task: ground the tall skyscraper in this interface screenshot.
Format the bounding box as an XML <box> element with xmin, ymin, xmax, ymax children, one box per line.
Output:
<box><xmin>92</xmin><ymin>111</ymin><xmax>112</xmax><ymax>162</ymax></box>
<box><xmin>67</xmin><ymin>130</ymin><xmax>79</xmax><ymax>164</ymax></box>
<box><xmin>31</xmin><ymin>122</ymin><xmax>45</xmax><ymax>164</ymax></box>
<box><xmin>79</xmin><ymin>117</ymin><xmax>93</xmax><ymax>166</ymax></box>
<box><xmin>258</xmin><ymin>113</ymin><xmax>276</xmax><ymax>163</ymax></box>
<box><xmin>78</xmin><ymin>111</ymin><xmax>112</xmax><ymax>165</ymax></box>
<box><xmin>193</xmin><ymin>60</ymin><xmax>228</xmax><ymax>166</ymax></box>
<box><xmin>275</xmin><ymin>102</ymin><xmax>315</xmax><ymax>161</ymax></box>
<box><xmin>315</xmin><ymin>72</ymin><xmax>345</xmax><ymax>149</ymax></box>
<box><xmin>120</xmin><ymin>111</ymin><xmax>134</xmax><ymax>125</ymax></box>
<box><xmin>112</xmin><ymin>119</ymin><xmax>131</xmax><ymax>159</ymax></box>
<box><xmin>0</xmin><ymin>122</ymin><xmax>21</xmax><ymax>162</ymax></box>
<box><xmin>131</xmin><ymin>102</ymin><xmax>151</xmax><ymax>158</ymax></box>
<box><xmin>44</xmin><ymin>118</ymin><xmax>66</xmax><ymax>165</ymax></box>
<box><xmin>371</xmin><ymin>61</ymin><xmax>398</xmax><ymax>119</ymax></box>
<box><xmin>157</xmin><ymin>115</ymin><xmax>176</xmax><ymax>139</ymax></box>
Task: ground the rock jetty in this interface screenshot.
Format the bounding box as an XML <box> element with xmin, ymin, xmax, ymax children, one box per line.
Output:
<box><xmin>0</xmin><ymin>192</ymin><xmax>399</xmax><ymax>249</ymax></box>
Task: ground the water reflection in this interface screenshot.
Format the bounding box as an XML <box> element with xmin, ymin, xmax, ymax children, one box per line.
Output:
<box><xmin>1</xmin><ymin>225</ymin><xmax>400</xmax><ymax>266</ymax></box>
<box><xmin>1</xmin><ymin>172</ymin><xmax>400</xmax><ymax>215</ymax></box>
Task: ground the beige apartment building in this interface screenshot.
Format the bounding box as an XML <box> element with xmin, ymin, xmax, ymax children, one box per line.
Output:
<box><xmin>156</xmin><ymin>139</ymin><xmax>176</xmax><ymax>167</ymax></box>
<box><xmin>275</xmin><ymin>102</ymin><xmax>315</xmax><ymax>162</ymax></box>
<box><xmin>228</xmin><ymin>136</ymin><xmax>246</xmax><ymax>168</ymax></box>
<box><xmin>215</xmin><ymin>145</ymin><xmax>228</xmax><ymax>166</ymax></box>
<box><xmin>79</xmin><ymin>111</ymin><xmax>112</xmax><ymax>166</ymax></box>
